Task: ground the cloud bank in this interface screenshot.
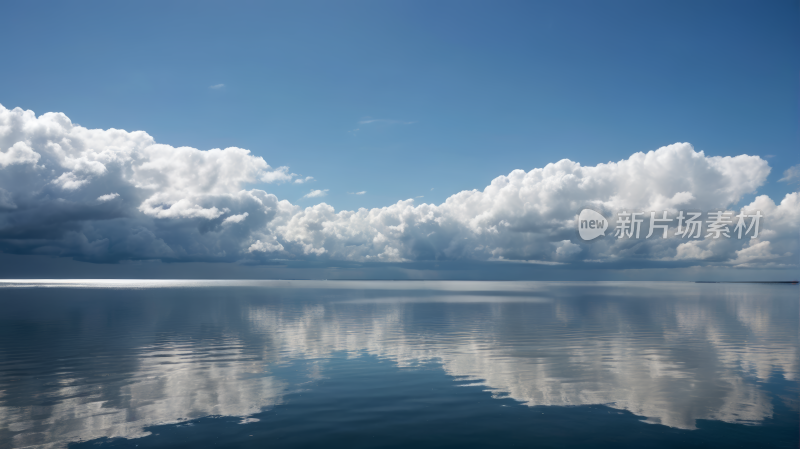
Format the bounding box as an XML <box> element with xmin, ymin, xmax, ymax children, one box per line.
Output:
<box><xmin>0</xmin><ymin>104</ymin><xmax>797</xmax><ymax>268</ymax></box>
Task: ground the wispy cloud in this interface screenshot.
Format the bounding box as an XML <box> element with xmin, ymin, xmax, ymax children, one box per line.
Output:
<box><xmin>357</xmin><ymin>119</ymin><xmax>415</xmax><ymax>125</ymax></box>
<box><xmin>97</xmin><ymin>193</ymin><xmax>119</xmax><ymax>202</ymax></box>
<box><xmin>348</xmin><ymin>191</ymin><xmax>366</xmax><ymax>195</ymax></box>
<box><xmin>350</xmin><ymin>118</ymin><xmax>415</xmax><ymax>134</ymax></box>
<box><xmin>294</xmin><ymin>176</ymin><xmax>315</xmax><ymax>184</ymax></box>
<box><xmin>209</xmin><ymin>84</ymin><xmax>225</xmax><ymax>89</ymax></box>
<box><xmin>303</xmin><ymin>189</ymin><xmax>329</xmax><ymax>199</ymax></box>
<box><xmin>779</xmin><ymin>164</ymin><xmax>800</xmax><ymax>184</ymax></box>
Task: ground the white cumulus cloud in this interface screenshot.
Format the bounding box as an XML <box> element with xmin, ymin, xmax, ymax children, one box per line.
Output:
<box><xmin>0</xmin><ymin>141</ymin><xmax>40</xmax><ymax>168</ymax></box>
<box><xmin>0</xmin><ymin>104</ymin><xmax>293</xmax><ymax>262</ymax></box>
<box><xmin>268</xmin><ymin>142</ymin><xmax>786</xmax><ymax>266</ymax></box>
<box><xmin>0</xmin><ymin>103</ymin><xmax>796</xmax><ymax>270</ymax></box>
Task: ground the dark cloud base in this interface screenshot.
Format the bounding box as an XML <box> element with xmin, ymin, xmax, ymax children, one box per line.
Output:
<box><xmin>0</xmin><ymin>253</ymin><xmax>796</xmax><ymax>282</ymax></box>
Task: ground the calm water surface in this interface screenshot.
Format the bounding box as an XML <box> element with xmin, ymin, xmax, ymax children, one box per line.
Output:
<box><xmin>0</xmin><ymin>281</ymin><xmax>797</xmax><ymax>448</ymax></box>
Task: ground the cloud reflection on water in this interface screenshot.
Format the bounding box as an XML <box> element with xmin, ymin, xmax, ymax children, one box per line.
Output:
<box><xmin>0</xmin><ymin>282</ymin><xmax>797</xmax><ymax>448</ymax></box>
<box><xmin>2</xmin><ymin>343</ymin><xmax>286</xmax><ymax>448</ymax></box>
<box><xmin>245</xmin><ymin>285</ymin><xmax>797</xmax><ymax>430</ymax></box>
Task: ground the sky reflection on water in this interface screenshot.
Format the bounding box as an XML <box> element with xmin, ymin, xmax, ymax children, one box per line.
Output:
<box><xmin>0</xmin><ymin>281</ymin><xmax>797</xmax><ymax>448</ymax></box>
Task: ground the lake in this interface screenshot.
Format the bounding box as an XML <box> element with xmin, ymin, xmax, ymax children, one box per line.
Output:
<box><xmin>0</xmin><ymin>280</ymin><xmax>797</xmax><ymax>448</ymax></box>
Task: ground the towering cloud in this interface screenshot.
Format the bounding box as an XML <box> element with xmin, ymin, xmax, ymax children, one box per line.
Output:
<box><xmin>0</xmin><ymin>104</ymin><xmax>796</xmax><ymax>268</ymax></box>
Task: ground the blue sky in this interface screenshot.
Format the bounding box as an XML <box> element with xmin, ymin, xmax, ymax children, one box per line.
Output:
<box><xmin>2</xmin><ymin>0</ymin><xmax>797</xmax><ymax>210</ymax></box>
<box><xmin>0</xmin><ymin>1</ymin><xmax>798</xmax><ymax>279</ymax></box>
